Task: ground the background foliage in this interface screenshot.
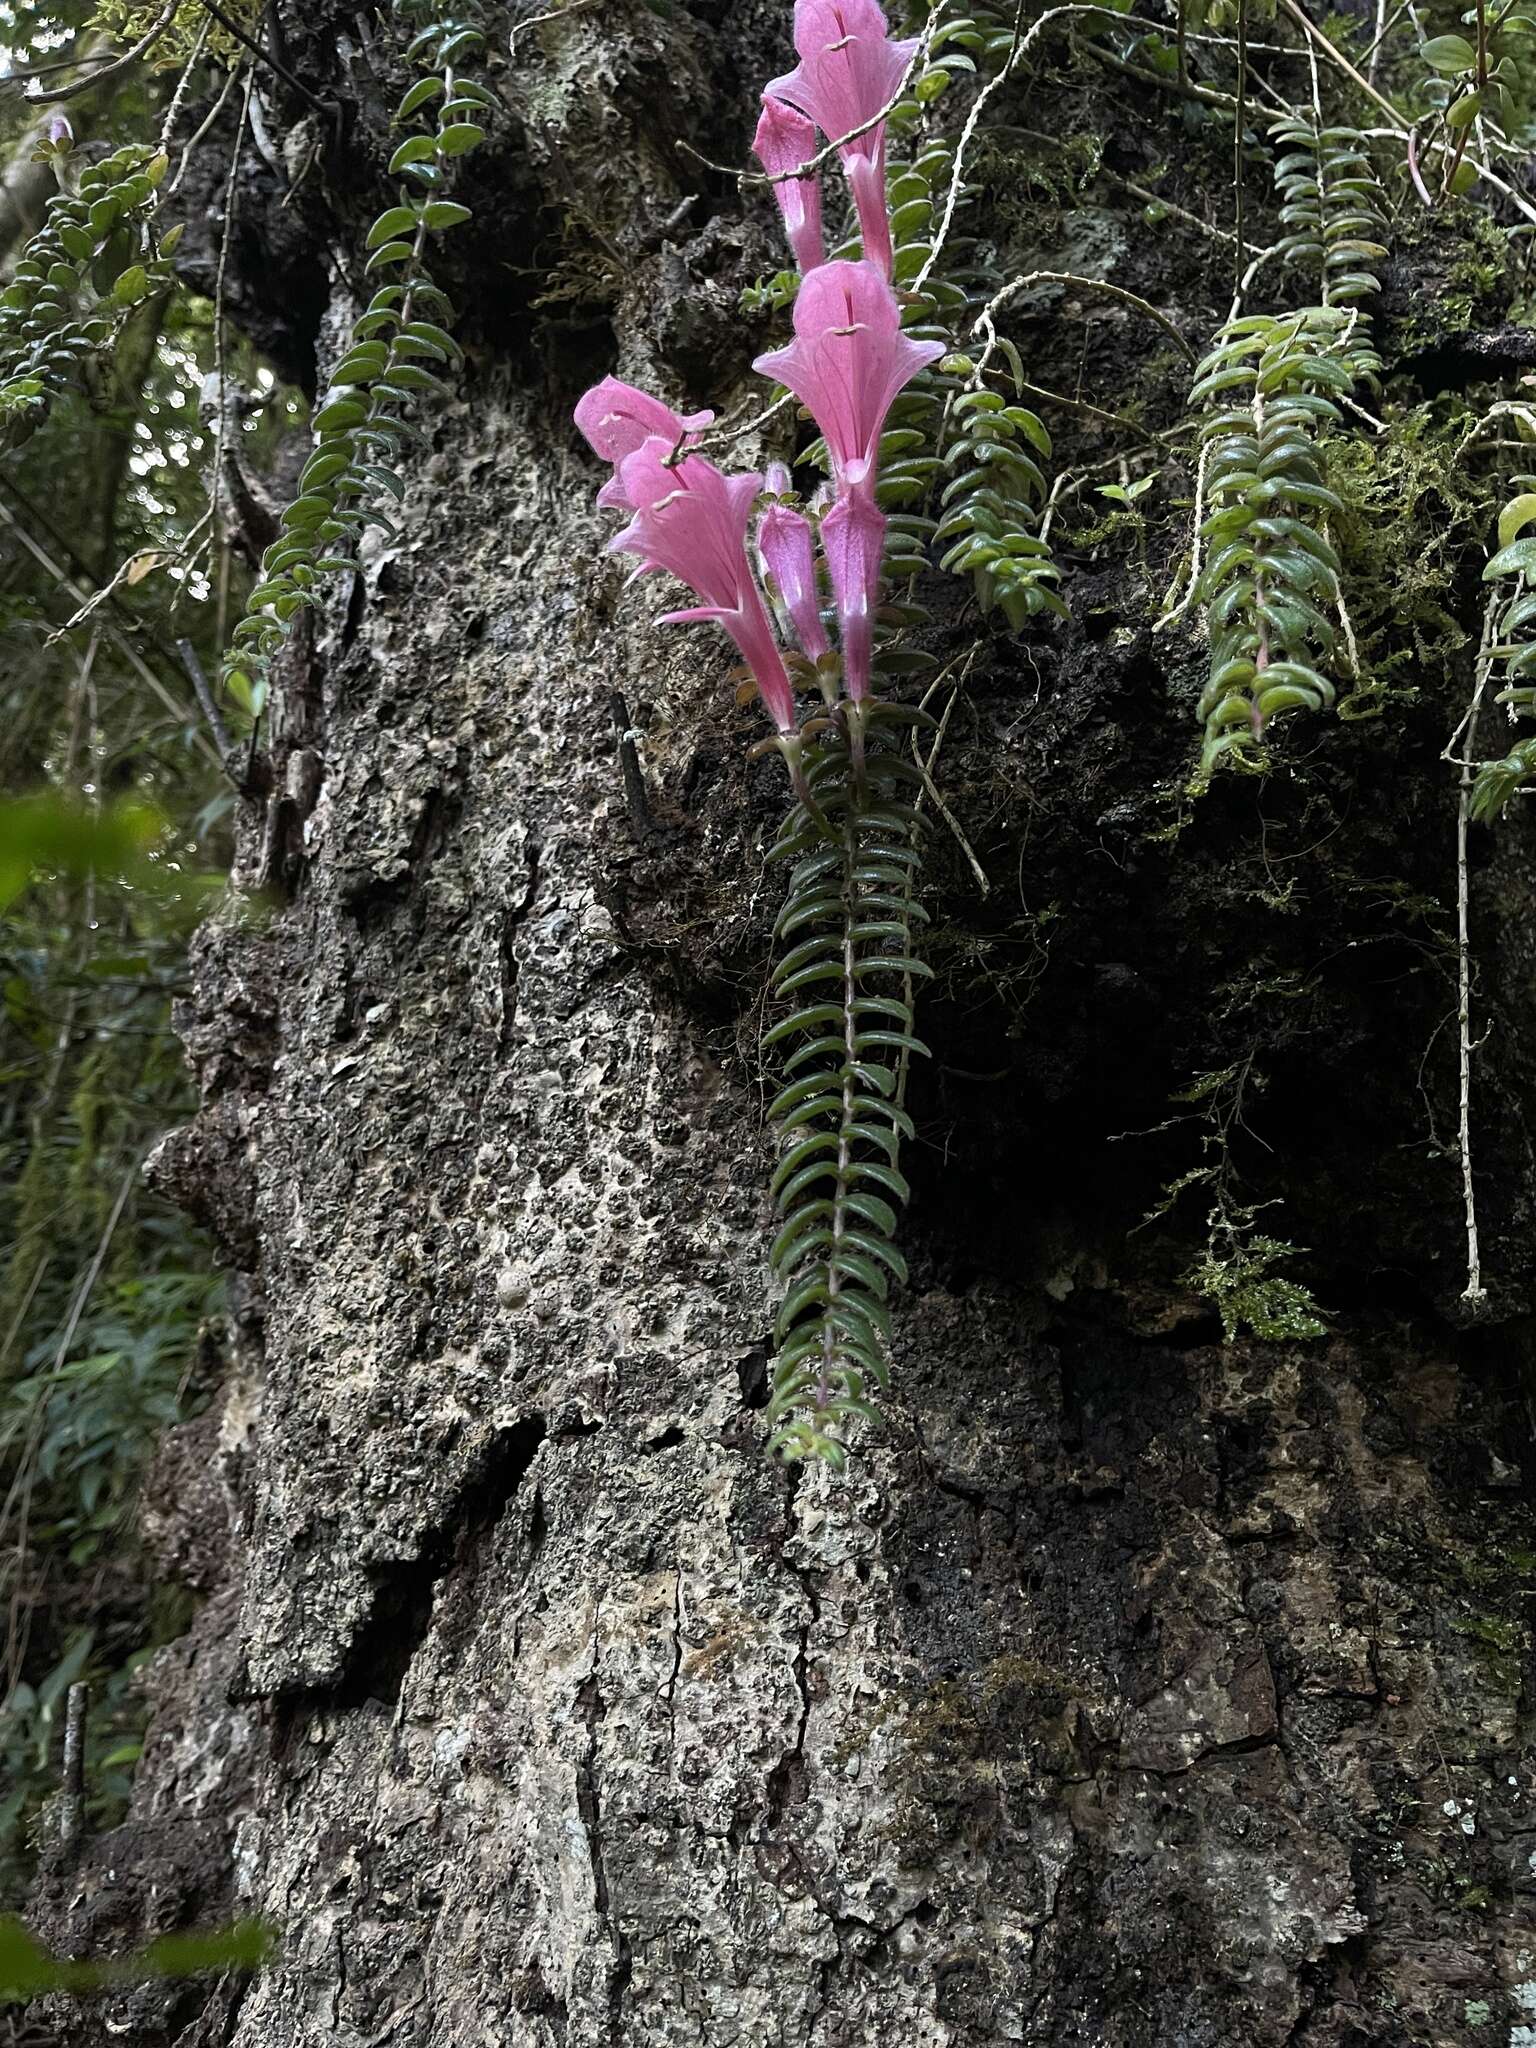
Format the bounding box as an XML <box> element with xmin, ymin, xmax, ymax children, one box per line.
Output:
<box><xmin>0</xmin><ymin>0</ymin><xmax>281</xmax><ymax>1898</ymax></box>
<box><xmin>0</xmin><ymin>0</ymin><xmax>1535</xmax><ymax>1964</ymax></box>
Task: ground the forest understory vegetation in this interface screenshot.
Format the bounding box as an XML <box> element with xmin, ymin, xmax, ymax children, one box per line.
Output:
<box><xmin>0</xmin><ymin>0</ymin><xmax>1532</xmax><ymax>2034</ymax></box>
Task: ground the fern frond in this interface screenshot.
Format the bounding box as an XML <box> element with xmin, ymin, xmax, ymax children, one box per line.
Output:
<box><xmin>763</xmin><ymin>703</ymin><xmax>931</xmax><ymax>1466</ymax></box>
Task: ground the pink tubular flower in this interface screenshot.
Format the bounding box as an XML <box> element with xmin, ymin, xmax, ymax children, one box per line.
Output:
<box><xmin>758</xmin><ymin>466</ymin><xmax>830</xmax><ymax>661</ymax></box>
<box><xmin>820</xmin><ymin>489</ymin><xmax>886</xmax><ymax>702</ymax></box>
<box><xmin>752</xmin><ymin>260</ymin><xmax>943</xmax><ymax>498</ymax></box>
<box><xmin>765</xmin><ymin>0</ymin><xmax>919</xmax><ymax>279</ymax></box>
<box><xmin>610</xmin><ymin>436</ymin><xmax>798</xmax><ymax>734</ymax></box>
<box><xmin>574</xmin><ymin>377</ymin><xmax>715</xmax><ymax>511</ymax></box>
<box><xmin>753</xmin><ymin>98</ymin><xmax>825</xmax><ymax>277</ymax></box>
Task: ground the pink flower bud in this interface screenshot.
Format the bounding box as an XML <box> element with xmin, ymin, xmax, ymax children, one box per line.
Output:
<box><xmin>753</xmin><ymin>98</ymin><xmax>825</xmax><ymax>277</ymax></box>
<box><xmin>759</xmin><ymin>495</ymin><xmax>830</xmax><ymax>660</ymax></box>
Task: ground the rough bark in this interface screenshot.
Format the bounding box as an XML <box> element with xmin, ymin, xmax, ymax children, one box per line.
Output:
<box><xmin>22</xmin><ymin>2</ymin><xmax>1536</xmax><ymax>2043</ymax></box>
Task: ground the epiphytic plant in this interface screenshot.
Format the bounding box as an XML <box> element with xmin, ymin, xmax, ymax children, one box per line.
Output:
<box><xmin>223</xmin><ymin>3</ymin><xmax>493</xmax><ymax>711</ymax></box>
<box><xmin>1270</xmin><ymin>114</ymin><xmax>1388</xmax><ymax>389</ymax></box>
<box><xmin>577</xmin><ymin>0</ymin><xmax>968</xmax><ymax>1466</ymax></box>
<box><xmin>0</xmin><ymin>134</ymin><xmax>176</xmax><ymax>428</ymax></box>
<box><xmin>1189</xmin><ymin>309</ymin><xmax>1350</xmax><ymax>781</ymax></box>
<box><xmin>1471</xmin><ymin>483</ymin><xmax>1536</xmax><ymax>819</ymax></box>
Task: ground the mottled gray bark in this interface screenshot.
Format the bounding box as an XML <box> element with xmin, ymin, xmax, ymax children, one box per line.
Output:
<box><xmin>21</xmin><ymin>2</ymin><xmax>1536</xmax><ymax>2043</ymax></box>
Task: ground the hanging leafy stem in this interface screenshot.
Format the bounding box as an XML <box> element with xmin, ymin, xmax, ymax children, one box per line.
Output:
<box><xmin>883</xmin><ymin>14</ymin><xmax>1063</xmax><ymax>626</ymax></box>
<box><xmin>935</xmin><ymin>362</ymin><xmax>1062</xmax><ymax>629</ymax></box>
<box><xmin>223</xmin><ymin>4</ymin><xmax>493</xmax><ymax>712</ymax></box>
<box><xmin>763</xmin><ymin>705</ymin><xmax>932</xmax><ymax>1466</ymax></box>
<box><xmin>1417</xmin><ymin>2</ymin><xmax>1536</xmax><ymax>199</ymax></box>
<box><xmin>1471</xmin><ymin>483</ymin><xmax>1536</xmax><ymax>818</ymax></box>
<box><xmin>1270</xmin><ymin>113</ymin><xmax>1388</xmax><ymax>388</ymax></box>
<box><xmin>1189</xmin><ymin>309</ymin><xmax>1350</xmax><ymax>781</ymax></box>
<box><xmin>0</xmin><ymin>135</ymin><xmax>176</xmax><ymax>428</ymax></box>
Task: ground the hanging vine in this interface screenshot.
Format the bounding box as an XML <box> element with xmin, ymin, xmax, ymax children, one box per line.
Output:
<box><xmin>1269</xmin><ymin>112</ymin><xmax>1388</xmax><ymax>388</ymax></box>
<box><xmin>0</xmin><ymin>139</ymin><xmax>175</xmax><ymax>427</ymax></box>
<box><xmin>1471</xmin><ymin>482</ymin><xmax>1536</xmax><ymax>818</ymax></box>
<box><xmin>762</xmin><ymin>707</ymin><xmax>931</xmax><ymax>1466</ymax></box>
<box><xmin>223</xmin><ymin>6</ymin><xmax>492</xmax><ymax>709</ymax></box>
<box><xmin>1189</xmin><ymin>309</ymin><xmax>1350</xmax><ymax>780</ymax></box>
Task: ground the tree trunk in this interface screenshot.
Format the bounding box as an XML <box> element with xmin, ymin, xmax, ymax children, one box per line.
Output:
<box><xmin>23</xmin><ymin>2</ymin><xmax>1536</xmax><ymax>2043</ymax></box>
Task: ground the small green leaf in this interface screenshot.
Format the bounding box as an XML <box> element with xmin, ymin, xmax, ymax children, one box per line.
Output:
<box><xmin>366</xmin><ymin>206</ymin><xmax>418</xmax><ymax>249</ymax></box>
<box><xmin>364</xmin><ymin>240</ymin><xmax>416</xmax><ymax>271</ymax></box>
<box><xmin>395</xmin><ymin>76</ymin><xmax>445</xmax><ymax>121</ymax></box>
<box><xmin>313</xmin><ymin>396</ymin><xmax>368</xmax><ymax>432</ymax></box>
<box><xmin>1498</xmin><ymin>493</ymin><xmax>1536</xmax><ymax>550</ymax></box>
<box><xmin>1485</xmin><ymin>535</ymin><xmax>1536</xmax><ymax>579</ymax></box>
<box><xmin>389</xmin><ymin>135</ymin><xmax>438</xmax><ymax>173</ymax></box>
<box><xmin>1421</xmin><ymin>32</ymin><xmax>1476</xmax><ymax>67</ymax></box>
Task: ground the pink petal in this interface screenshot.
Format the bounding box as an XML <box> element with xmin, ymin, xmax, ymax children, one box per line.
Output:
<box><xmin>752</xmin><ymin>261</ymin><xmax>943</xmax><ymax>493</ymax></box>
<box><xmin>574</xmin><ymin>378</ymin><xmax>707</xmax><ymax>461</ymax></box>
<box><xmin>607</xmin><ymin>440</ymin><xmax>796</xmax><ymax>734</ymax></box>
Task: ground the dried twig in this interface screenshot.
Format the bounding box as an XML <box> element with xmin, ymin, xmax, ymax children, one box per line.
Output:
<box><xmin>971</xmin><ymin>268</ymin><xmax>1194</xmax><ymax>365</ymax></box>
<box><xmin>1155</xmin><ymin>435</ymin><xmax>1212</xmax><ymax>633</ymax></box>
<box><xmin>1441</xmin><ymin>593</ymin><xmax>1500</xmax><ymax>1305</ymax></box>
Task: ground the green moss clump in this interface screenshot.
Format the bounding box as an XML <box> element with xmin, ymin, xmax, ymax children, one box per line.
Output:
<box><xmin>1324</xmin><ymin>404</ymin><xmax>1484</xmax><ymax>715</ymax></box>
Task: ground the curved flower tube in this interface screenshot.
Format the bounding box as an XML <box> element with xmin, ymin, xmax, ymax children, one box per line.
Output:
<box><xmin>753</xmin><ymin>98</ymin><xmax>825</xmax><ymax>276</ymax></box>
<box><xmin>765</xmin><ymin>0</ymin><xmax>918</xmax><ymax>279</ymax></box>
<box><xmin>820</xmin><ymin>488</ymin><xmax>886</xmax><ymax>701</ymax></box>
<box><xmin>610</xmin><ymin>436</ymin><xmax>798</xmax><ymax>736</ymax></box>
